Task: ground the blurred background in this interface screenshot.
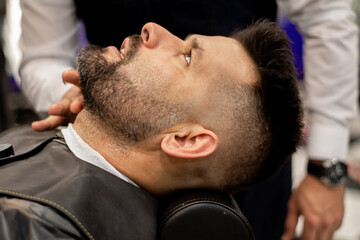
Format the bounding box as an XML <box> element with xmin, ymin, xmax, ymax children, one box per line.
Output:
<box><xmin>281</xmin><ymin>2</ymin><xmax>360</xmax><ymax>238</ymax></box>
<box><xmin>1</xmin><ymin>0</ymin><xmax>359</xmax><ymax>239</ymax></box>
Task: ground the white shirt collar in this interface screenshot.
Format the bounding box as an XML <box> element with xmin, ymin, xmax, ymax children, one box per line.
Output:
<box><xmin>61</xmin><ymin>124</ymin><xmax>138</xmax><ymax>187</ymax></box>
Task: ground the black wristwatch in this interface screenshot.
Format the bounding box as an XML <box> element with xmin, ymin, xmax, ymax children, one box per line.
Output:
<box><xmin>307</xmin><ymin>158</ymin><xmax>347</xmax><ymax>187</ymax></box>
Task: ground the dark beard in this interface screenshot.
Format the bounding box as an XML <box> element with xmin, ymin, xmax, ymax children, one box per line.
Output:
<box><xmin>75</xmin><ymin>35</ymin><xmax>183</xmax><ymax>143</ymax></box>
<box><xmin>76</xmin><ymin>34</ymin><xmax>142</xmax><ymax>95</ymax></box>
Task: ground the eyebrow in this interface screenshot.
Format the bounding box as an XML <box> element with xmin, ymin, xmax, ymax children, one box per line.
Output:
<box><xmin>185</xmin><ymin>34</ymin><xmax>203</xmax><ymax>50</ymax></box>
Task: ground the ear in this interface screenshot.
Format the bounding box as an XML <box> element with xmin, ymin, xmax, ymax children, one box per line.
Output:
<box><xmin>161</xmin><ymin>126</ymin><xmax>218</xmax><ymax>159</ymax></box>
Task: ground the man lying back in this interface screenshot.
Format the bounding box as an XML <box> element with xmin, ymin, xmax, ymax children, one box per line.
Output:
<box><xmin>0</xmin><ymin>20</ymin><xmax>302</xmax><ymax>239</ymax></box>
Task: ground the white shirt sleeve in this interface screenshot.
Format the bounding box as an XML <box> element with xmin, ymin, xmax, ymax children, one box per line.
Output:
<box><xmin>19</xmin><ymin>0</ymin><xmax>79</xmax><ymax>112</ymax></box>
<box><xmin>277</xmin><ymin>0</ymin><xmax>359</xmax><ymax>160</ymax></box>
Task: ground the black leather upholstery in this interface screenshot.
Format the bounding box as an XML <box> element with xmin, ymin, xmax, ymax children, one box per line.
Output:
<box><xmin>158</xmin><ymin>189</ymin><xmax>255</xmax><ymax>240</ymax></box>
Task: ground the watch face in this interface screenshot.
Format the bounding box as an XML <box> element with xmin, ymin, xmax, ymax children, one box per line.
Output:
<box><xmin>327</xmin><ymin>162</ymin><xmax>347</xmax><ymax>185</ymax></box>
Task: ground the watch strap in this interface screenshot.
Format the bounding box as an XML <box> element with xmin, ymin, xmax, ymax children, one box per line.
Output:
<box><xmin>307</xmin><ymin>161</ymin><xmax>325</xmax><ymax>179</ymax></box>
<box><xmin>307</xmin><ymin>159</ymin><xmax>347</xmax><ymax>186</ymax></box>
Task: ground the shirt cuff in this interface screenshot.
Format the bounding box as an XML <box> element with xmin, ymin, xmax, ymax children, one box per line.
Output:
<box><xmin>306</xmin><ymin>120</ymin><xmax>350</xmax><ymax>161</ymax></box>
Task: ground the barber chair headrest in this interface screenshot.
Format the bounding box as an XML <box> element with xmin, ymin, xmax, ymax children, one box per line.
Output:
<box><xmin>158</xmin><ymin>189</ymin><xmax>255</xmax><ymax>240</ymax></box>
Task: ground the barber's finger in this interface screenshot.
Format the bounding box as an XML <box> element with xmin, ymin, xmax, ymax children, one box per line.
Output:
<box><xmin>314</xmin><ymin>226</ymin><xmax>330</xmax><ymax>240</ymax></box>
<box><xmin>281</xmin><ymin>197</ymin><xmax>299</xmax><ymax>240</ymax></box>
<box><xmin>62</xmin><ymin>69</ymin><xmax>80</xmax><ymax>87</ymax></box>
<box><xmin>320</xmin><ymin>228</ymin><xmax>335</xmax><ymax>240</ymax></box>
<box><xmin>48</xmin><ymin>100</ymin><xmax>71</xmax><ymax>116</ymax></box>
<box><xmin>70</xmin><ymin>96</ymin><xmax>84</xmax><ymax>114</ymax></box>
<box><xmin>32</xmin><ymin>116</ymin><xmax>66</xmax><ymax>132</ymax></box>
<box><xmin>300</xmin><ymin>214</ymin><xmax>319</xmax><ymax>240</ymax></box>
<box><xmin>318</xmin><ymin>214</ymin><xmax>342</xmax><ymax>240</ymax></box>
<box><xmin>301</xmin><ymin>206</ymin><xmax>343</xmax><ymax>240</ymax></box>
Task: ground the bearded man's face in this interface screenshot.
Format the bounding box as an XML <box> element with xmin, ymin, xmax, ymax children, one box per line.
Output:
<box><xmin>76</xmin><ymin>35</ymin><xmax>183</xmax><ymax>143</ymax></box>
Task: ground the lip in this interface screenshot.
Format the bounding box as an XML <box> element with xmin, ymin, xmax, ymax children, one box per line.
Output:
<box><xmin>120</xmin><ymin>37</ymin><xmax>128</xmax><ymax>51</ymax></box>
<box><xmin>107</xmin><ymin>46</ymin><xmax>122</xmax><ymax>60</ymax></box>
<box><xmin>116</xmin><ymin>37</ymin><xmax>129</xmax><ymax>61</ymax></box>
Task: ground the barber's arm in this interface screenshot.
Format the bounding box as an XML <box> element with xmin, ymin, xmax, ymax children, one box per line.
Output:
<box><xmin>277</xmin><ymin>0</ymin><xmax>358</xmax><ymax>239</ymax></box>
<box><xmin>20</xmin><ymin>0</ymin><xmax>79</xmax><ymax>113</ymax></box>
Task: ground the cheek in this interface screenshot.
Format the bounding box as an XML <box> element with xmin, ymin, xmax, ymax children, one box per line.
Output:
<box><xmin>123</xmin><ymin>51</ymin><xmax>190</xmax><ymax>100</ymax></box>
<box><xmin>124</xmin><ymin>58</ymin><xmax>175</xmax><ymax>95</ymax></box>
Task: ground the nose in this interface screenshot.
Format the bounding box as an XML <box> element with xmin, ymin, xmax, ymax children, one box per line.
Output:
<box><xmin>141</xmin><ymin>22</ymin><xmax>184</xmax><ymax>49</ymax></box>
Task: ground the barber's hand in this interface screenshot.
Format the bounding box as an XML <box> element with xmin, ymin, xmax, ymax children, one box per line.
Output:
<box><xmin>281</xmin><ymin>174</ymin><xmax>345</xmax><ymax>240</ymax></box>
<box><xmin>32</xmin><ymin>70</ymin><xmax>84</xmax><ymax>131</ymax></box>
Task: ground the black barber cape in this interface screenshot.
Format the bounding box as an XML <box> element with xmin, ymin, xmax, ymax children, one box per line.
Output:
<box><xmin>0</xmin><ymin>126</ymin><xmax>157</xmax><ymax>240</ymax></box>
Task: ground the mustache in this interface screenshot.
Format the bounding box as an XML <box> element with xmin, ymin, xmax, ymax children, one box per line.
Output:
<box><xmin>76</xmin><ymin>34</ymin><xmax>143</xmax><ymax>66</ymax></box>
<box><xmin>75</xmin><ymin>34</ymin><xmax>143</xmax><ymax>93</ymax></box>
<box><xmin>76</xmin><ymin>34</ymin><xmax>143</xmax><ymax>68</ymax></box>
<box><xmin>126</xmin><ymin>34</ymin><xmax>142</xmax><ymax>60</ymax></box>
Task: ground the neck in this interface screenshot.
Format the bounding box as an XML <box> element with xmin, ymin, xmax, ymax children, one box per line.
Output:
<box><xmin>72</xmin><ymin>110</ymin><xmax>191</xmax><ymax>196</ymax></box>
<box><xmin>73</xmin><ymin>110</ymin><xmax>129</xmax><ymax>158</ymax></box>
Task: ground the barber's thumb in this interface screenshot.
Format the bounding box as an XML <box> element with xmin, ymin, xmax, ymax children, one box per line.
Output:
<box><xmin>281</xmin><ymin>198</ymin><xmax>299</xmax><ymax>240</ymax></box>
<box><xmin>63</xmin><ymin>69</ymin><xmax>81</xmax><ymax>86</ymax></box>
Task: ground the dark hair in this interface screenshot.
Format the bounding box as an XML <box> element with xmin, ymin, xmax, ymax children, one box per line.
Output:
<box><xmin>232</xmin><ymin>19</ymin><xmax>303</xmax><ymax>183</ymax></box>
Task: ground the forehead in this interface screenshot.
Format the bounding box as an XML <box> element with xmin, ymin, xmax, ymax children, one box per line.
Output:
<box><xmin>191</xmin><ymin>35</ymin><xmax>258</xmax><ymax>86</ymax></box>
